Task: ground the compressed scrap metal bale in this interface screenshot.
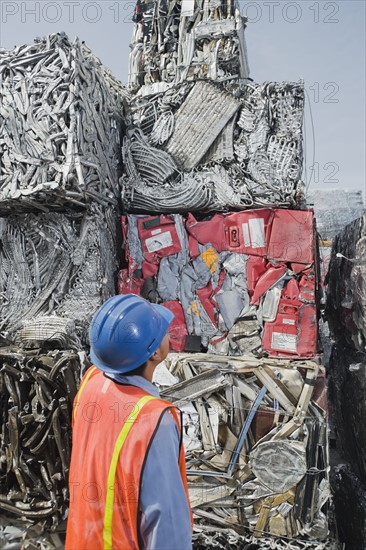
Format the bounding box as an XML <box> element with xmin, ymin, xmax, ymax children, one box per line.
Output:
<box><xmin>0</xmin><ymin>348</ymin><xmax>84</xmax><ymax>527</ymax></box>
<box><xmin>122</xmin><ymin>80</ymin><xmax>305</xmax><ymax>212</ymax></box>
<box><xmin>0</xmin><ymin>207</ymin><xmax>118</xmax><ymax>346</ymax></box>
<box><xmin>128</xmin><ymin>0</ymin><xmax>249</xmax><ymax>89</ymax></box>
<box><xmin>158</xmin><ymin>353</ymin><xmax>335</xmax><ymax>548</ymax></box>
<box><xmin>328</xmin><ymin>343</ymin><xmax>366</xmax><ymax>484</ymax></box>
<box><xmin>0</xmin><ymin>33</ymin><xmax>127</xmax><ymax>213</ymax></box>
<box><xmin>307</xmin><ymin>189</ymin><xmax>364</xmax><ymax>241</ymax></box>
<box><xmin>326</xmin><ymin>213</ymin><xmax>366</xmax><ymax>351</ymax></box>
<box><xmin>118</xmin><ymin>209</ymin><xmax>319</xmax><ymax>358</ymax></box>
<box><xmin>331</xmin><ymin>464</ymin><xmax>366</xmax><ymax>550</ymax></box>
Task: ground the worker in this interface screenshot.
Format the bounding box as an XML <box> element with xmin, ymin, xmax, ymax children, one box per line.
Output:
<box><xmin>65</xmin><ymin>294</ymin><xmax>193</xmax><ymax>550</ymax></box>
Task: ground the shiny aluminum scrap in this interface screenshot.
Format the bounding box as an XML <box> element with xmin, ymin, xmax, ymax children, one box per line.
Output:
<box><xmin>0</xmin><ymin>32</ymin><xmax>127</xmax><ymax>214</ymax></box>
<box><xmin>122</xmin><ymin>79</ymin><xmax>305</xmax><ymax>212</ymax></box>
<box><xmin>0</xmin><ymin>207</ymin><xmax>118</xmax><ymax>346</ymax></box>
<box><xmin>0</xmin><ymin>348</ymin><xmax>83</xmax><ymax>526</ymax></box>
<box><xmin>128</xmin><ymin>0</ymin><xmax>250</xmax><ymax>89</ymax></box>
<box><xmin>160</xmin><ymin>354</ymin><xmax>335</xmax><ymax>549</ymax></box>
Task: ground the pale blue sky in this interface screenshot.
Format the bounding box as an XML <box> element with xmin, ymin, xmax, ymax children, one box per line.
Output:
<box><xmin>1</xmin><ymin>0</ymin><xmax>365</xmax><ymax>198</ymax></box>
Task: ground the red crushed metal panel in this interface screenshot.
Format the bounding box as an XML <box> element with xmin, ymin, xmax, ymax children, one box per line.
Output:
<box><xmin>297</xmin><ymin>304</ymin><xmax>318</xmax><ymax>357</ymax></box>
<box><xmin>137</xmin><ymin>215</ymin><xmax>182</xmax><ymax>263</ymax></box>
<box><xmin>250</xmin><ymin>264</ymin><xmax>287</xmax><ymax>305</ymax></box>
<box><xmin>142</xmin><ymin>260</ymin><xmax>159</xmax><ymax>279</ymax></box>
<box><xmin>262</xmin><ymin>296</ymin><xmax>300</xmax><ymax>356</ymax></box>
<box><xmin>185</xmin><ymin>212</ymin><xmax>226</xmax><ymax>252</ymax></box>
<box><xmin>224</xmin><ymin>209</ymin><xmax>274</xmax><ymax>257</ymax></box>
<box><xmin>298</xmin><ymin>271</ymin><xmax>316</xmax><ymax>303</ymax></box>
<box><xmin>117</xmin><ymin>269</ymin><xmax>143</xmax><ymax>296</ymax></box>
<box><xmin>161</xmin><ymin>300</ymin><xmax>188</xmax><ymax>352</ymax></box>
<box><xmin>197</xmin><ymin>282</ymin><xmax>218</xmax><ymax>328</ymax></box>
<box><xmin>267</xmin><ymin>209</ymin><xmax>315</xmax><ymax>265</ymax></box>
<box><xmin>246</xmin><ymin>256</ymin><xmax>267</xmax><ymax>296</ymax></box>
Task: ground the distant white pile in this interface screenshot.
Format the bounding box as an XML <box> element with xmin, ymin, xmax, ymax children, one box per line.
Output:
<box><xmin>0</xmin><ymin>33</ymin><xmax>126</xmax><ymax>213</ymax></box>
<box><xmin>307</xmin><ymin>189</ymin><xmax>364</xmax><ymax>240</ymax></box>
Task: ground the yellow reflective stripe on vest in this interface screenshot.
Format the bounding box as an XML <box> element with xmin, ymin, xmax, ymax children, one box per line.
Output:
<box><xmin>73</xmin><ymin>366</ymin><xmax>97</xmax><ymax>422</ymax></box>
<box><xmin>103</xmin><ymin>394</ymin><xmax>156</xmax><ymax>550</ymax></box>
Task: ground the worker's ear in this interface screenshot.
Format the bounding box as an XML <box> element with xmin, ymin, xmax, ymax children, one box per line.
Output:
<box><xmin>151</xmin><ymin>347</ymin><xmax>162</xmax><ymax>361</ymax></box>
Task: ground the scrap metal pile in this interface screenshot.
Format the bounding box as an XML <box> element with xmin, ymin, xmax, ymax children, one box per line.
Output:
<box><xmin>122</xmin><ymin>79</ymin><xmax>305</xmax><ymax>212</ymax></box>
<box><xmin>0</xmin><ymin>348</ymin><xmax>85</xmax><ymax>526</ymax></box>
<box><xmin>0</xmin><ymin>32</ymin><xmax>126</xmax><ymax>214</ymax></box>
<box><xmin>158</xmin><ymin>354</ymin><xmax>332</xmax><ymax>549</ymax></box>
<box><xmin>128</xmin><ymin>0</ymin><xmax>249</xmax><ymax>88</ymax></box>
<box><xmin>0</xmin><ymin>32</ymin><xmax>126</xmax><ymax>530</ymax></box>
<box><xmin>119</xmin><ymin>208</ymin><xmax>318</xmax><ymax>358</ymax></box>
<box><xmin>326</xmin><ymin>213</ymin><xmax>366</xmax><ymax>352</ymax></box>
<box><xmin>326</xmin><ymin>213</ymin><xmax>366</xmax><ymax>547</ymax></box>
<box><xmin>0</xmin><ymin>207</ymin><xmax>118</xmax><ymax>347</ymax></box>
<box><xmin>120</xmin><ymin>1</ymin><xmax>336</xmax><ymax>547</ymax></box>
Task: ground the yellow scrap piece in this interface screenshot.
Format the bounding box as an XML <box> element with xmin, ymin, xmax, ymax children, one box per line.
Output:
<box><xmin>253</xmin><ymin>489</ymin><xmax>295</xmax><ymax>538</ymax></box>
<box><xmin>201</xmin><ymin>246</ymin><xmax>220</xmax><ymax>273</ymax></box>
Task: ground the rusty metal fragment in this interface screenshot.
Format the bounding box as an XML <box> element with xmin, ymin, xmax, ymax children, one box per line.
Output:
<box><xmin>0</xmin><ymin>348</ymin><xmax>85</xmax><ymax>526</ymax></box>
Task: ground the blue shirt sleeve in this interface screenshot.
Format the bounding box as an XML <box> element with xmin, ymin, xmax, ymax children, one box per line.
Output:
<box><xmin>139</xmin><ymin>409</ymin><xmax>192</xmax><ymax>550</ymax></box>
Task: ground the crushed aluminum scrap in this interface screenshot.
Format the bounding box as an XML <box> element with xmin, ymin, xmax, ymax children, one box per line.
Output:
<box><xmin>0</xmin><ymin>348</ymin><xmax>85</xmax><ymax>528</ymax></box>
<box><xmin>158</xmin><ymin>354</ymin><xmax>338</xmax><ymax>549</ymax></box>
<box><xmin>0</xmin><ymin>32</ymin><xmax>128</xmax><ymax>214</ymax></box>
<box><xmin>128</xmin><ymin>0</ymin><xmax>250</xmax><ymax>88</ymax></box>
<box><xmin>122</xmin><ymin>80</ymin><xmax>305</xmax><ymax>212</ymax></box>
<box><xmin>0</xmin><ymin>207</ymin><xmax>118</xmax><ymax>346</ymax></box>
<box><xmin>0</xmin><ymin>520</ymin><xmax>65</xmax><ymax>550</ymax></box>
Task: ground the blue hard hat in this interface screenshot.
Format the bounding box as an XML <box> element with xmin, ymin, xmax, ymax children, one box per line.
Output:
<box><xmin>89</xmin><ymin>294</ymin><xmax>174</xmax><ymax>374</ymax></box>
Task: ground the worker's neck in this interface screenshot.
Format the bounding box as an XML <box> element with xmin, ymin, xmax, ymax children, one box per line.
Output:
<box><xmin>138</xmin><ymin>359</ymin><xmax>158</xmax><ymax>382</ymax></box>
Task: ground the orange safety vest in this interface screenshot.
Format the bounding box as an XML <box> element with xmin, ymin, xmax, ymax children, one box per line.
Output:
<box><xmin>65</xmin><ymin>367</ymin><xmax>192</xmax><ymax>550</ymax></box>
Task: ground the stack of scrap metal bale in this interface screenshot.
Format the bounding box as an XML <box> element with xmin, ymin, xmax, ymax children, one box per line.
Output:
<box><xmin>0</xmin><ymin>33</ymin><xmax>127</xmax><ymax>531</ymax></box>
<box><xmin>306</xmin><ymin>189</ymin><xmax>364</xmax><ymax>294</ymax></box>
<box><xmin>120</xmin><ymin>1</ymin><xmax>338</xmax><ymax>548</ymax></box>
<box><xmin>326</xmin><ymin>213</ymin><xmax>366</xmax><ymax>549</ymax></box>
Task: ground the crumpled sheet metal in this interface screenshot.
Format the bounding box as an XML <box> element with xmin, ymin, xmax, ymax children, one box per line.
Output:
<box><xmin>326</xmin><ymin>213</ymin><xmax>366</xmax><ymax>352</ymax></box>
<box><xmin>122</xmin><ymin>80</ymin><xmax>305</xmax><ymax>212</ymax></box>
<box><xmin>128</xmin><ymin>0</ymin><xmax>249</xmax><ymax>89</ymax></box>
<box><xmin>160</xmin><ymin>354</ymin><xmax>334</xmax><ymax>547</ymax></box>
<box><xmin>0</xmin><ymin>520</ymin><xmax>65</xmax><ymax>550</ymax></box>
<box><xmin>0</xmin><ymin>348</ymin><xmax>84</xmax><ymax>526</ymax></box>
<box><xmin>0</xmin><ymin>33</ymin><xmax>127</xmax><ymax>213</ymax></box>
<box><xmin>165</xmin><ymin>81</ymin><xmax>241</xmax><ymax>170</ymax></box>
<box><xmin>118</xmin><ymin>210</ymin><xmax>318</xmax><ymax>358</ymax></box>
<box><xmin>193</xmin><ymin>529</ymin><xmax>339</xmax><ymax>550</ymax></box>
<box><xmin>0</xmin><ymin>207</ymin><xmax>118</xmax><ymax>346</ymax></box>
